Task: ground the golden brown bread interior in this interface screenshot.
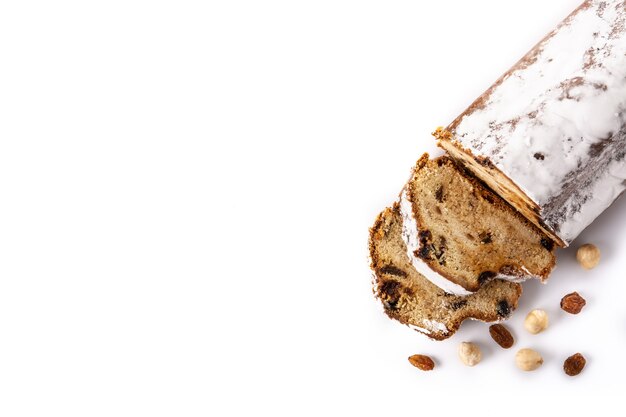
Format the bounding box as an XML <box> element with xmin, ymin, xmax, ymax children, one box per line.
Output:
<box><xmin>437</xmin><ymin>134</ymin><xmax>562</xmax><ymax>245</ymax></box>
<box><xmin>369</xmin><ymin>204</ymin><xmax>522</xmax><ymax>340</ymax></box>
<box><xmin>405</xmin><ymin>154</ymin><xmax>556</xmax><ymax>293</ymax></box>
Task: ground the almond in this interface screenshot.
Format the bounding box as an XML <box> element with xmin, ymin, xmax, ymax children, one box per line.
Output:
<box><xmin>408</xmin><ymin>354</ymin><xmax>435</xmax><ymax>371</ymax></box>
<box><xmin>560</xmin><ymin>292</ymin><xmax>586</xmax><ymax>314</ymax></box>
<box><xmin>489</xmin><ymin>324</ymin><xmax>514</xmax><ymax>349</ymax></box>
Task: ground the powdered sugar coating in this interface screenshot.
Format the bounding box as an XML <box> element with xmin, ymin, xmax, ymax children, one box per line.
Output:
<box><xmin>407</xmin><ymin>324</ymin><xmax>432</xmax><ymax>335</ymax></box>
<box><xmin>451</xmin><ymin>0</ymin><xmax>626</xmax><ymax>244</ymax></box>
<box><xmin>421</xmin><ymin>319</ymin><xmax>449</xmax><ymax>334</ymax></box>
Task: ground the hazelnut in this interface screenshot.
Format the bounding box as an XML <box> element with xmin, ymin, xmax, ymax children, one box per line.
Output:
<box><xmin>524</xmin><ymin>309</ymin><xmax>548</xmax><ymax>334</ymax></box>
<box><xmin>458</xmin><ymin>342</ymin><xmax>482</xmax><ymax>367</ymax></box>
<box><xmin>576</xmin><ymin>243</ymin><xmax>600</xmax><ymax>270</ymax></box>
<box><xmin>515</xmin><ymin>348</ymin><xmax>543</xmax><ymax>371</ymax></box>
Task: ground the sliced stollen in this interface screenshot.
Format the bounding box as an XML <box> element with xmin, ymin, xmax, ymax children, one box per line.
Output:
<box><xmin>369</xmin><ymin>203</ymin><xmax>522</xmax><ymax>340</ymax></box>
<box><xmin>402</xmin><ymin>154</ymin><xmax>556</xmax><ymax>294</ymax></box>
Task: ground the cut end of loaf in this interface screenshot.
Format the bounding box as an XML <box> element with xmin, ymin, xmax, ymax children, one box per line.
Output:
<box><xmin>404</xmin><ymin>153</ymin><xmax>556</xmax><ymax>293</ymax></box>
<box><xmin>435</xmin><ymin>129</ymin><xmax>565</xmax><ymax>247</ymax></box>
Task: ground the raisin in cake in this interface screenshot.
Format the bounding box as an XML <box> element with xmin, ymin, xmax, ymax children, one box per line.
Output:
<box><xmin>402</xmin><ymin>154</ymin><xmax>556</xmax><ymax>294</ymax></box>
<box><xmin>369</xmin><ymin>204</ymin><xmax>522</xmax><ymax>340</ymax></box>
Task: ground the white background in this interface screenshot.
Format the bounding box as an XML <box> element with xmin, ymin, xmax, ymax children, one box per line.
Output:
<box><xmin>0</xmin><ymin>0</ymin><xmax>622</xmax><ymax>415</ymax></box>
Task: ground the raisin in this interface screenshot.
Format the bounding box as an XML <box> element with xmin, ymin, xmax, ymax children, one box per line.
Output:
<box><xmin>479</xmin><ymin>232</ymin><xmax>492</xmax><ymax>244</ymax></box>
<box><xmin>489</xmin><ymin>324</ymin><xmax>514</xmax><ymax>349</ymax></box>
<box><xmin>540</xmin><ymin>237</ymin><xmax>554</xmax><ymax>251</ymax></box>
<box><xmin>449</xmin><ymin>299</ymin><xmax>468</xmax><ymax>310</ymax></box>
<box><xmin>380</xmin><ymin>280</ymin><xmax>402</xmax><ymax>310</ymax></box>
<box><xmin>379</xmin><ymin>265</ymin><xmax>407</xmax><ymax>278</ymax></box>
<box><xmin>478</xmin><ymin>271</ymin><xmax>496</xmax><ymax>285</ymax></box>
<box><xmin>563</xmin><ymin>353</ymin><xmax>586</xmax><ymax>376</ymax></box>
<box><xmin>497</xmin><ymin>300</ymin><xmax>511</xmax><ymax>317</ymax></box>
<box><xmin>434</xmin><ymin>237</ymin><xmax>447</xmax><ymax>265</ymax></box>
<box><xmin>380</xmin><ymin>280</ymin><xmax>401</xmax><ymax>298</ymax></box>
<box><xmin>560</xmin><ymin>292</ymin><xmax>586</xmax><ymax>314</ymax></box>
<box><xmin>416</xmin><ymin>246</ymin><xmax>431</xmax><ymax>259</ymax></box>
<box><xmin>435</xmin><ymin>185</ymin><xmax>444</xmax><ymax>203</ymax></box>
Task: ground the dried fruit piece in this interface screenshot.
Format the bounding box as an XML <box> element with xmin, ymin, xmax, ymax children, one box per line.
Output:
<box><xmin>478</xmin><ymin>271</ymin><xmax>496</xmax><ymax>284</ymax></box>
<box><xmin>576</xmin><ymin>243</ymin><xmax>600</xmax><ymax>269</ymax></box>
<box><xmin>489</xmin><ymin>324</ymin><xmax>514</xmax><ymax>349</ymax></box>
<box><xmin>496</xmin><ymin>300</ymin><xmax>511</xmax><ymax>317</ymax></box>
<box><xmin>458</xmin><ymin>342</ymin><xmax>482</xmax><ymax>367</ymax></box>
<box><xmin>560</xmin><ymin>292</ymin><xmax>586</xmax><ymax>314</ymax></box>
<box><xmin>408</xmin><ymin>354</ymin><xmax>435</xmax><ymax>371</ymax></box>
<box><xmin>563</xmin><ymin>353</ymin><xmax>586</xmax><ymax>376</ymax></box>
<box><xmin>515</xmin><ymin>348</ymin><xmax>543</xmax><ymax>371</ymax></box>
<box><xmin>541</xmin><ymin>237</ymin><xmax>554</xmax><ymax>251</ymax></box>
<box><xmin>524</xmin><ymin>309</ymin><xmax>549</xmax><ymax>334</ymax></box>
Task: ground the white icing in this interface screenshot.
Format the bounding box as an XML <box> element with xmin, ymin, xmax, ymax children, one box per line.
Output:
<box><xmin>407</xmin><ymin>323</ymin><xmax>431</xmax><ymax>335</ymax></box>
<box><xmin>399</xmin><ymin>190</ymin><xmax>473</xmax><ymax>296</ymax></box>
<box><xmin>408</xmin><ymin>320</ymin><xmax>449</xmax><ymax>336</ymax></box>
<box><xmin>453</xmin><ymin>0</ymin><xmax>626</xmax><ymax>244</ymax></box>
<box><xmin>496</xmin><ymin>266</ymin><xmax>539</xmax><ymax>283</ymax></box>
<box><xmin>558</xmin><ymin>154</ymin><xmax>626</xmax><ymax>237</ymax></box>
<box><xmin>421</xmin><ymin>319</ymin><xmax>449</xmax><ymax>334</ymax></box>
<box><xmin>494</xmin><ymin>273</ymin><xmax>527</xmax><ymax>284</ymax></box>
